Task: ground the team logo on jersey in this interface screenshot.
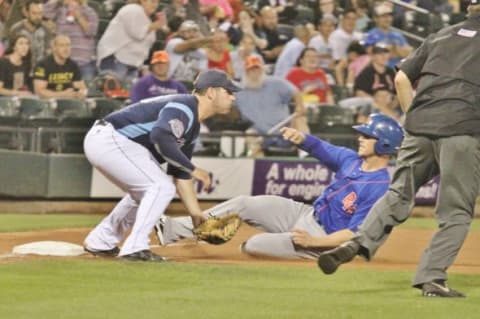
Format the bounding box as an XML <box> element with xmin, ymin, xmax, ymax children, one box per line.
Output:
<box><xmin>342</xmin><ymin>192</ymin><xmax>358</xmax><ymax>215</ymax></box>
<box><xmin>169</xmin><ymin>119</ymin><xmax>185</xmax><ymax>139</ymax></box>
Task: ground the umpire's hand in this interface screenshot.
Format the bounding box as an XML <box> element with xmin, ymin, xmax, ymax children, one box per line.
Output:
<box><xmin>280</xmin><ymin>127</ymin><xmax>305</xmax><ymax>145</ymax></box>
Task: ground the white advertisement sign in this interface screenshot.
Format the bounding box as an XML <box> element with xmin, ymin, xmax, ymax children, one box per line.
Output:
<box><xmin>90</xmin><ymin>157</ymin><xmax>254</xmax><ymax>199</ymax></box>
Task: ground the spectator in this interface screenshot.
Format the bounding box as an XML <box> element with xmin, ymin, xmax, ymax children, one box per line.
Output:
<box><xmin>312</xmin><ymin>0</ymin><xmax>342</xmax><ymax>26</ymax></box>
<box><xmin>43</xmin><ymin>0</ymin><xmax>99</xmax><ymax>81</ymax></box>
<box><xmin>164</xmin><ymin>0</ymin><xmax>211</xmax><ymax>36</ymax></box>
<box><xmin>235</xmin><ymin>55</ymin><xmax>308</xmax><ymax>157</ymax></box>
<box><xmin>229</xmin><ymin>8</ymin><xmax>267</xmax><ymax>49</ymax></box>
<box><xmin>0</xmin><ymin>34</ymin><xmax>33</xmax><ymax>96</ymax></box>
<box><xmin>206</xmin><ymin>28</ymin><xmax>234</xmax><ymax>77</ymax></box>
<box><xmin>257</xmin><ymin>6</ymin><xmax>289</xmax><ymax>64</ymax></box>
<box><xmin>166</xmin><ymin>20</ymin><xmax>215</xmax><ymax>83</ymax></box>
<box><xmin>97</xmin><ymin>0</ymin><xmax>165</xmax><ymax>84</ymax></box>
<box><xmin>286</xmin><ymin>47</ymin><xmax>335</xmax><ymax>105</ymax></box>
<box><xmin>308</xmin><ymin>13</ymin><xmax>337</xmax><ymax>71</ymax></box>
<box><xmin>329</xmin><ymin>8</ymin><xmax>363</xmax><ymax>62</ymax></box>
<box><xmin>129</xmin><ymin>50</ymin><xmax>188</xmax><ymax>104</ymax></box>
<box><xmin>33</xmin><ymin>34</ymin><xmax>87</xmax><ymax>99</ymax></box>
<box><xmin>354</xmin><ymin>0</ymin><xmax>372</xmax><ymax>32</ymax></box>
<box><xmin>365</xmin><ymin>2</ymin><xmax>413</xmax><ymax>68</ymax></box>
<box><xmin>273</xmin><ymin>24</ymin><xmax>311</xmax><ymax>78</ymax></box>
<box><xmin>335</xmin><ymin>40</ymin><xmax>370</xmax><ymax>88</ymax></box>
<box><xmin>199</xmin><ymin>0</ymin><xmax>234</xmax><ymax>21</ymax></box>
<box><xmin>256</xmin><ymin>0</ymin><xmax>297</xmax><ymax>24</ymax></box>
<box><xmin>230</xmin><ymin>33</ymin><xmax>264</xmax><ymax>81</ymax></box>
<box><xmin>9</xmin><ymin>0</ymin><xmax>53</xmax><ymax>71</ymax></box>
<box><xmin>2</xmin><ymin>0</ymin><xmax>23</xmax><ymax>40</ymax></box>
<box><xmin>353</xmin><ymin>44</ymin><xmax>400</xmax><ymax>121</ymax></box>
<box><xmin>0</xmin><ymin>0</ymin><xmax>10</xmax><ymax>38</ymax></box>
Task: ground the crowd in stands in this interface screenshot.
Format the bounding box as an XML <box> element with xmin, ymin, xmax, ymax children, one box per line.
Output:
<box><xmin>0</xmin><ymin>0</ymin><xmax>469</xmax><ymax>156</ymax></box>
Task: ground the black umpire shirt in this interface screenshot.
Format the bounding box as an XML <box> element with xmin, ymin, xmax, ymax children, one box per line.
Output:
<box><xmin>398</xmin><ymin>13</ymin><xmax>480</xmax><ymax>137</ymax></box>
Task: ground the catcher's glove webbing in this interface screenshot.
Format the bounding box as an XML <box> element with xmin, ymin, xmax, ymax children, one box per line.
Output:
<box><xmin>193</xmin><ymin>213</ymin><xmax>242</xmax><ymax>245</ymax></box>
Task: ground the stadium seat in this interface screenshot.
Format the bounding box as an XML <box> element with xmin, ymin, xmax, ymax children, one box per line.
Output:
<box><xmin>53</xmin><ymin>98</ymin><xmax>94</xmax><ymax>127</ymax></box>
<box><xmin>0</xmin><ymin>97</ymin><xmax>21</xmax><ymax>124</ymax></box>
<box><xmin>87</xmin><ymin>97</ymin><xmax>122</xmax><ymax>119</ymax></box>
<box><xmin>277</xmin><ymin>24</ymin><xmax>294</xmax><ymax>41</ymax></box>
<box><xmin>97</xmin><ymin>18</ymin><xmax>110</xmax><ymax>39</ymax></box>
<box><xmin>294</xmin><ymin>6</ymin><xmax>315</xmax><ymax>24</ymax></box>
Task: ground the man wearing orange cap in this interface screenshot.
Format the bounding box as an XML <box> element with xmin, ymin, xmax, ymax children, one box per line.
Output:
<box><xmin>130</xmin><ymin>50</ymin><xmax>188</xmax><ymax>103</ymax></box>
<box><xmin>235</xmin><ymin>54</ymin><xmax>309</xmax><ymax>157</ymax></box>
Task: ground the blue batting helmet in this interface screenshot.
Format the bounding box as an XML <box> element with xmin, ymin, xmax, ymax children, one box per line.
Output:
<box><xmin>352</xmin><ymin>113</ymin><xmax>404</xmax><ymax>155</ymax></box>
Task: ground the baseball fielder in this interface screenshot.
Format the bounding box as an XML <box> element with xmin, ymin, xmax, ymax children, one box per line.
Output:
<box><xmin>156</xmin><ymin>114</ymin><xmax>404</xmax><ymax>259</ymax></box>
<box><xmin>83</xmin><ymin>69</ymin><xmax>240</xmax><ymax>261</ymax></box>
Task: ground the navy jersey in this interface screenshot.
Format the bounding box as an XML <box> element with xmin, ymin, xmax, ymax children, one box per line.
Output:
<box><xmin>300</xmin><ymin>134</ymin><xmax>390</xmax><ymax>234</ymax></box>
<box><xmin>105</xmin><ymin>94</ymin><xmax>200</xmax><ymax>179</ymax></box>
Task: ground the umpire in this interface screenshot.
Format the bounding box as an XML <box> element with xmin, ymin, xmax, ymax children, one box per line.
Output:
<box><xmin>317</xmin><ymin>0</ymin><xmax>480</xmax><ymax>297</ymax></box>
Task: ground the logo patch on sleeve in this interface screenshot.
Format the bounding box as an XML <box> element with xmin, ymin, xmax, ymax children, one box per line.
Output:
<box><xmin>169</xmin><ymin>119</ymin><xmax>185</xmax><ymax>138</ymax></box>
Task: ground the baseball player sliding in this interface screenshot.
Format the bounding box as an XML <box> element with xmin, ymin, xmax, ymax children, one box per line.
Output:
<box><xmin>156</xmin><ymin>114</ymin><xmax>404</xmax><ymax>259</ymax></box>
<box><xmin>83</xmin><ymin>69</ymin><xmax>240</xmax><ymax>261</ymax></box>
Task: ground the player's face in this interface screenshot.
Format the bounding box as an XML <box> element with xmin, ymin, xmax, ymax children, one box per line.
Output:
<box><xmin>213</xmin><ymin>87</ymin><xmax>235</xmax><ymax>114</ymax></box>
<box><xmin>357</xmin><ymin>134</ymin><xmax>377</xmax><ymax>157</ymax></box>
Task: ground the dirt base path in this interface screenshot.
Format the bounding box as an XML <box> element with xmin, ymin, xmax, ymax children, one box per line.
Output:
<box><xmin>1</xmin><ymin>225</ymin><xmax>479</xmax><ymax>274</ymax></box>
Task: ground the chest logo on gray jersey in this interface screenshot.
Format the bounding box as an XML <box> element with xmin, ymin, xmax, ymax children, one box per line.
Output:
<box><xmin>169</xmin><ymin>119</ymin><xmax>185</xmax><ymax>139</ymax></box>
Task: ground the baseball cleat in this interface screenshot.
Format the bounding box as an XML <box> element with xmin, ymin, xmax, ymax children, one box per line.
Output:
<box><xmin>84</xmin><ymin>246</ymin><xmax>120</xmax><ymax>258</ymax></box>
<box><xmin>154</xmin><ymin>216</ymin><xmax>166</xmax><ymax>246</ymax></box>
<box><xmin>422</xmin><ymin>281</ymin><xmax>465</xmax><ymax>298</ymax></box>
<box><xmin>317</xmin><ymin>241</ymin><xmax>360</xmax><ymax>274</ymax></box>
<box><xmin>120</xmin><ymin>250</ymin><xmax>169</xmax><ymax>262</ymax></box>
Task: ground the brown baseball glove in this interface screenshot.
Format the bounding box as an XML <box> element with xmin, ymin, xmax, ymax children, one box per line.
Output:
<box><xmin>193</xmin><ymin>213</ymin><xmax>242</xmax><ymax>245</ymax></box>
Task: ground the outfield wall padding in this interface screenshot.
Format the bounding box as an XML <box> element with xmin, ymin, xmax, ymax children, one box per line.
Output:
<box><xmin>0</xmin><ymin>150</ymin><xmax>91</xmax><ymax>198</ymax></box>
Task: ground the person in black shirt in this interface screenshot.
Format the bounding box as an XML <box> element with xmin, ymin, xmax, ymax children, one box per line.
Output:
<box><xmin>0</xmin><ymin>34</ymin><xmax>33</xmax><ymax>96</ymax></box>
<box><xmin>33</xmin><ymin>34</ymin><xmax>87</xmax><ymax>99</ymax></box>
<box><xmin>353</xmin><ymin>43</ymin><xmax>400</xmax><ymax>121</ymax></box>
<box><xmin>318</xmin><ymin>0</ymin><xmax>480</xmax><ymax>298</ymax></box>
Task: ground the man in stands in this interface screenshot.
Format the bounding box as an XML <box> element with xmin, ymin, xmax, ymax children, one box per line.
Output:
<box><xmin>130</xmin><ymin>51</ymin><xmax>188</xmax><ymax>103</ymax></box>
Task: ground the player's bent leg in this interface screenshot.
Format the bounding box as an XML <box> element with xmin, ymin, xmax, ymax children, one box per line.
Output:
<box><xmin>84</xmin><ymin>194</ymin><xmax>138</xmax><ymax>253</ymax></box>
<box><xmin>120</xmin><ymin>180</ymin><xmax>177</xmax><ymax>256</ymax></box>
<box><xmin>205</xmin><ymin>195</ymin><xmax>311</xmax><ymax>233</ymax></box>
<box><xmin>241</xmin><ymin>232</ymin><xmax>316</xmax><ymax>259</ymax></box>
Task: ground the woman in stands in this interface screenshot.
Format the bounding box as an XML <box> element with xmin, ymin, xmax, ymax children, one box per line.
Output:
<box><xmin>0</xmin><ymin>34</ymin><xmax>34</xmax><ymax>96</ymax></box>
<box><xmin>206</xmin><ymin>28</ymin><xmax>234</xmax><ymax>78</ymax></box>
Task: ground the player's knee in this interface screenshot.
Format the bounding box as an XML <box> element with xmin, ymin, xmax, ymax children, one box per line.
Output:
<box><xmin>240</xmin><ymin>235</ymin><xmax>266</xmax><ymax>255</ymax></box>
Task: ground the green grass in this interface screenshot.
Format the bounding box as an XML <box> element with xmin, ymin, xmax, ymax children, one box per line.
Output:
<box><xmin>1</xmin><ymin>213</ymin><xmax>480</xmax><ymax>233</ymax></box>
<box><xmin>0</xmin><ymin>214</ymin><xmax>103</xmax><ymax>232</ymax></box>
<box><xmin>0</xmin><ymin>260</ymin><xmax>478</xmax><ymax>319</ymax></box>
<box><xmin>400</xmin><ymin>217</ymin><xmax>480</xmax><ymax>231</ymax></box>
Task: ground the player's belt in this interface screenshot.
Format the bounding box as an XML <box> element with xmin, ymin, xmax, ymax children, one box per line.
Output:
<box><xmin>94</xmin><ymin>119</ymin><xmax>110</xmax><ymax>126</ymax></box>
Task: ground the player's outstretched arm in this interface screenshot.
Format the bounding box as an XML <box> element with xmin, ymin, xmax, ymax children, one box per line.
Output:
<box><xmin>175</xmin><ymin>178</ymin><xmax>207</xmax><ymax>227</ymax></box>
<box><xmin>280</xmin><ymin>127</ymin><xmax>305</xmax><ymax>145</ymax></box>
<box><xmin>291</xmin><ymin>229</ymin><xmax>355</xmax><ymax>248</ymax></box>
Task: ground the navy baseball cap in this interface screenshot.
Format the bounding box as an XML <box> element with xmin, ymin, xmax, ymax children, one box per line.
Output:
<box><xmin>194</xmin><ymin>69</ymin><xmax>241</xmax><ymax>93</ymax></box>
